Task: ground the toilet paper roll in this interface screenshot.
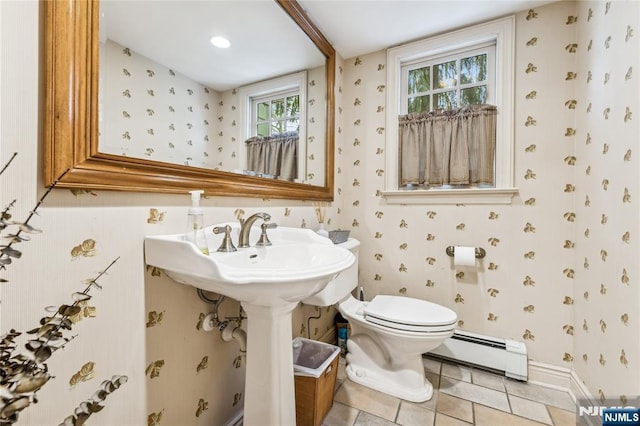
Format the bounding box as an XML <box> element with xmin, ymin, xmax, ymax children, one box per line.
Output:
<box><xmin>454</xmin><ymin>246</ymin><xmax>476</xmax><ymax>267</ymax></box>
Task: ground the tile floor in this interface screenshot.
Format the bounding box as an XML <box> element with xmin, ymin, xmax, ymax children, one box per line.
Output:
<box><xmin>323</xmin><ymin>356</ymin><xmax>578</xmax><ymax>426</ymax></box>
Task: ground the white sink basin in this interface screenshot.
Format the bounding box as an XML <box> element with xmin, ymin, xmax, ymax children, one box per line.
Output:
<box><xmin>144</xmin><ymin>223</ymin><xmax>354</xmax><ymax>306</ymax></box>
<box><xmin>144</xmin><ymin>222</ymin><xmax>355</xmax><ymax>425</ymax></box>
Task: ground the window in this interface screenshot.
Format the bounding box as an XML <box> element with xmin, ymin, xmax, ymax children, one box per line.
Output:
<box><xmin>252</xmin><ymin>90</ymin><xmax>300</xmax><ymax>137</ymax></box>
<box><xmin>384</xmin><ymin>17</ymin><xmax>517</xmax><ymax>204</ymax></box>
<box><xmin>402</xmin><ymin>44</ymin><xmax>495</xmax><ymax>114</ymax></box>
<box><xmin>238</xmin><ymin>71</ymin><xmax>307</xmax><ymax>179</ymax></box>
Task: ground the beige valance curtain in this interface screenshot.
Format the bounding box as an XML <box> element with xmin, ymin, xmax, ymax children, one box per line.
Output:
<box><xmin>245</xmin><ymin>132</ymin><xmax>298</xmax><ymax>181</ymax></box>
<box><xmin>399</xmin><ymin>104</ymin><xmax>497</xmax><ymax>187</ymax></box>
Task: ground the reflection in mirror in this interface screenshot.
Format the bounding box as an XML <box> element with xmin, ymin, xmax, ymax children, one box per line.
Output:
<box><xmin>43</xmin><ymin>0</ymin><xmax>335</xmax><ymax>200</ymax></box>
<box><xmin>99</xmin><ymin>1</ymin><xmax>326</xmax><ymax>186</ymax></box>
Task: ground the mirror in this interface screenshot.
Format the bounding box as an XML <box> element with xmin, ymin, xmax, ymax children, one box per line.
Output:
<box><xmin>99</xmin><ymin>1</ymin><xmax>325</xmax><ymax>185</ymax></box>
<box><xmin>44</xmin><ymin>0</ymin><xmax>335</xmax><ymax>201</ymax></box>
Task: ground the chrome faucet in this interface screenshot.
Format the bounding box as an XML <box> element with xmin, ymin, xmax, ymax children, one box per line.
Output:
<box><xmin>238</xmin><ymin>212</ymin><xmax>271</xmax><ymax>248</ymax></box>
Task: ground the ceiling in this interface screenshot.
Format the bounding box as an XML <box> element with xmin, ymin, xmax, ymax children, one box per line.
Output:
<box><xmin>300</xmin><ymin>0</ymin><xmax>555</xmax><ymax>59</ymax></box>
<box><xmin>101</xmin><ymin>0</ymin><xmax>555</xmax><ymax>91</ymax></box>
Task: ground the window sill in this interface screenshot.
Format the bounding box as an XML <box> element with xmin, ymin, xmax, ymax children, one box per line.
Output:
<box><xmin>381</xmin><ymin>187</ymin><xmax>518</xmax><ymax>205</ymax></box>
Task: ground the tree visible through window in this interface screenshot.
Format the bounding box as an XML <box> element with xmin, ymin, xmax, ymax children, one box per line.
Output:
<box><xmin>403</xmin><ymin>45</ymin><xmax>493</xmax><ymax>115</ymax></box>
<box><xmin>253</xmin><ymin>91</ymin><xmax>300</xmax><ymax>137</ymax></box>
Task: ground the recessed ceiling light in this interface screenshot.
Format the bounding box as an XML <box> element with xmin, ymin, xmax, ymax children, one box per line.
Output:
<box><xmin>210</xmin><ymin>36</ymin><xmax>230</xmax><ymax>49</ymax></box>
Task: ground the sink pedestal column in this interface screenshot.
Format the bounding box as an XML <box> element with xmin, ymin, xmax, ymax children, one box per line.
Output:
<box><xmin>241</xmin><ymin>301</ymin><xmax>298</xmax><ymax>426</ymax></box>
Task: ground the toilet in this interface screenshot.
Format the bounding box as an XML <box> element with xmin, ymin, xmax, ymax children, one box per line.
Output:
<box><xmin>302</xmin><ymin>238</ymin><xmax>457</xmax><ymax>402</ymax></box>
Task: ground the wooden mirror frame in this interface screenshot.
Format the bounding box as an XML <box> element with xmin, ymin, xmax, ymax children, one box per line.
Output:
<box><xmin>43</xmin><ymin>0</ymin><xmax>335</xmax><ymax>201</ymax></box>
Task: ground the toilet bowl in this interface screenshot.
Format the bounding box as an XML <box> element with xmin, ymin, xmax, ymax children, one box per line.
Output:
<box><xmin>302</xmin><ymin>238</ymin><xmax>457</xmax><ymax>402</ymax></box>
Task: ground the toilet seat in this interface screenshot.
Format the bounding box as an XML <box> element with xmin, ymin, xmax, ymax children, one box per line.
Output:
<box><xmin>364</xmin><ymin>295</ymin><xmax>457</xmax><ymax>332</ymax></box>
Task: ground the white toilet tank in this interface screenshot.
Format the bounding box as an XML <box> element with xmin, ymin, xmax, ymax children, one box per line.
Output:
<box><xmin>302</xmin><ymin>238</ymin><xmax>360</xmax><ymax>306</ymax></box>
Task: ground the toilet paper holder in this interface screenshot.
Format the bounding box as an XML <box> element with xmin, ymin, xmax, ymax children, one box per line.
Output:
<box><xmin>445</xmin><ymin>246</ymin><xmax>486</xmax><ymax>259</ymax></box>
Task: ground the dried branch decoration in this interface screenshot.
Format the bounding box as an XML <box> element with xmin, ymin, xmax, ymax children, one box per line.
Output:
<box><xmin>1</xmin><ymin>160</ymin><xmax>69</xmax><ymax>282</ymax></box>
<box><xmin>0</xmin><ymin>153</ymin><xmax>126</xmax><ymax>424</ymax></box>
<box><xmin>59</xmin><ymin>375</ymin><xmax>128</xmax><ymax>426</ymax></box>
<box><xmin>0</xmin><ymin>258</ymin><xmax>120</xmax><ymax>423</ymax></box>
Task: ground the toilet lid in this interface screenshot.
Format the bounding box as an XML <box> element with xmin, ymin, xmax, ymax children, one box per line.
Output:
<box><xmin>364</xmin><ymin>295</ymin><xmax>457</xmax><ymax>332</ymax></box>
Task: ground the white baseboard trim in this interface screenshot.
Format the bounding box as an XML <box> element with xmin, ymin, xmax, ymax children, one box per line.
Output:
<box><xmin>526</xmin><ymin>361</ymin><xmax>603</xmax><ymax>425</ymax></box>
<box><xmin>527</xmin><ymin>361</ymin><xmax>573</xmax><ymax>394</ymax></box>
<box><xmin>569</xmin><ymin>368</ymin><xmax>594</xmax><ymax>403</ymax></box>
<box><xmin>527</xmin><ymin>360</ymin><xmax>595</xmax><ymax>405</ymax></box>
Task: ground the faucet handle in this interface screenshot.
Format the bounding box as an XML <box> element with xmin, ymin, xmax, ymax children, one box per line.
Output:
<box><xmin>212</xmin><ymin>225</ymin><xmax>237</xmax><ymax>252</ymax></box>
<box><xmin>256</xmin><ymin>222</ymin><xmax>277</xmax><ymax>247</ymax></box>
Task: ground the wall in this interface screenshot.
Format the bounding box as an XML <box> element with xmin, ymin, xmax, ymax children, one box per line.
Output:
<box><xmin>101</xmin><ymin>39</ymin><xmax>221</xmax><ymax>169</ymax></box>
<box><xmin>1</xmin><ymin>1</ymin><xmax>638</xmax><ymax>424</ymax></box>
<box><xmin>339</xmin><ymin>0</ymin><xmax>577</xmax><ymax>366</ymax></box>
<box><xmin>335</xmin><ymin>0</ymin><xmax>639</xmax><ymax>401</ymax></box>
<box><xmin>573</xmin><ymin>0</ymin><xmax>640</xmax><ymax>404</ymax></box>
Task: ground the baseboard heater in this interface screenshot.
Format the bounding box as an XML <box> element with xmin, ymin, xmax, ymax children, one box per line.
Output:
<box><xmin>427</xmin><ymin>330</ymin><xmax>528</xmax><ymax>381</ymax></box>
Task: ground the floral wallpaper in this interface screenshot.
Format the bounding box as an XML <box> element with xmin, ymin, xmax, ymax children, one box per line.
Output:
<box><xmin>339</xmin><ymin>1</ymin><xmax>578</xmax><ymax>366</ymax></box>
<box><xmin>1</xmin><ymin>1</ymin><xmax>637</xmax><ymax>425</ymax></box>
<box><xmin>335</xmin><ymin>0</ymin><xmax>638</xmax><ymax>402</ymax></box>
<box><xmin>101</xmin><ymin>39</ymin><xmax>221</xmax><ymax>169</ymax></box>
<box><xmin>573</xmin><ymin>0</ymin><xmax>639</xmax><ymax>404</ymax></box>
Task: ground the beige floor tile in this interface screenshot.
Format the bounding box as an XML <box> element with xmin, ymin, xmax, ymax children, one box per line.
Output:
<box><xmin>436</xmin><ymin>393</ymin><xmax>473</xmax><ymax>423</ymax></box>
<box><xmin>412</xmin><ymin>389</ymin><xmax>439</xmax><ymax>412</ymax></box>
<box><xmin>426</xmin><ymin>370</ymin><xmax>441</xmax><ymax>390</ymax></box>
<box><xmin>423</xmin><ymin>356</ymin><xmax>443</xmax><ymax>375</ymax></box>
<box><xmin>334</xmin><ymin>379</ymin><xmax>400</xmax><ymax>422</ymax></box>
<box><xmin>504</xmin><ymin>380</ymin><xmax>576</xmax><ymax>412</ymax></box>
<box><xmin>323</xmin><ymin>401</ymin><xmax>359</xmax><ymax>426</ymax></box>
<box><xmin>440</xmin><ymin>376</ymin><xmax>511</xmax><ymax>412</ymax></box>
<box><xmin>354</xmin><ymin>411</ymin><xmax>397</xmax><ymax>426</ymax></box>
<box><xmin>434</xmin><ymin>412</ymin><xmax>473</xmax><ymax>426</ymax></box>
<box><xmin>331</xmin><ymin>357</ymin><xmax>576</xmax><ymax>426</ymax></box>
<box><xmin>471</xmin><ymin>369</ymin><xmax>506</xmax><ymax>392</ymax></box>
<box><xmin>509</xmin><ymin>395</ymin><xmax>553</xmax><ymax>425</ymax></box>
<box><xmin>547</xmin><ymin>405</ymin><xmax>576</xmax><ymax>425</ymax></box>
<box><xmin>441</xmin><ymin>362</ymin><xmax>472</xmax><ymax>382</ymax></box>
<box><xmin>474</xmin><ymin>403</ymin><xmax>548</xmax><ymax>426</ymax></box>
<box><xmin>396</xmin><ymin>401</ymin><xmax>436</xmax><ymax>426</ymax></box>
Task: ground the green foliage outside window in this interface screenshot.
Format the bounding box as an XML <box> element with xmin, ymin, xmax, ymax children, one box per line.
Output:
<box><xmin>407</xmin><ymin>53</ymin><xmax>488</xmax><ymax>113</ymax></box>
<box><xmin>256</xmin><ymin>94</ymin><xmax>300</xmax><ymax>137</ymax></box>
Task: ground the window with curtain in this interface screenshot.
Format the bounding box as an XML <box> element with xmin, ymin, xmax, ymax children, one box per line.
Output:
<box><xmin>246</xmin><ymin>90</ymin><xmax>300</xmax><ymax>180</ymax></box>
<box><xmin>384</xmin><ymin>16</ymin><xmax>516</xmax><ymax>204</ymax></box>
<box><xmin>399</xmin><ymin>43</ymin><xmax>496</xmax><ymax>189</ymax></box>
<box><xmin>238</xmin><ymin>71</ymin><xmax>307</xmax><ymax>181</ymax></box>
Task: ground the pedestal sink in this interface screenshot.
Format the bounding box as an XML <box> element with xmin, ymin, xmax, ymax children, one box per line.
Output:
<box><xmin>144</xmin><ymin>223</ymin><xmax>354</xmax><ymax>425</ymax></box>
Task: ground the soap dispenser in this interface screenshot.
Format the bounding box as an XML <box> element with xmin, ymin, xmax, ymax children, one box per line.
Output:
<box><xmin>186</xmin><ymin>190</ymin><xmax>209</xmax><ymax>255</ymax></box>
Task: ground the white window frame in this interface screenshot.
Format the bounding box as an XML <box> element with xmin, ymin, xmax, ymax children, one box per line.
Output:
<box><xmin>383</xmin><ymin>16</ymin><xmax>517</xmax><ymax>205</ymax></box>
<box><xmin>238</xmin><ymin>71</ymin><xmax>307</xmax><ymax>179</ymax></box>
